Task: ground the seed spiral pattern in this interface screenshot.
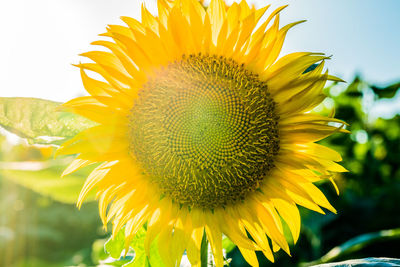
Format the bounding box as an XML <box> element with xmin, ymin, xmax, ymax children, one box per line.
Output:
<box><xmin>129</xmin><ymin>54</ymin><xmax>280</xmax><ymax>208</ymax></box>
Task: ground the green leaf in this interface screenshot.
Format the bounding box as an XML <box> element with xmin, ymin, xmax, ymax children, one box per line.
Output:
<box><xmin>311</xmin><ymin>257</ymin><xmax>400</xmax><ymax>267</ymax></box>
<box><xmin>371</xmin><ymin>81</ymin><xmax>400</xmax><ymax>99</ymax></box>
<box><xmin>92</xmin><ymin>239</ymin><xmax>109</xmax><ymax>264</ymax></box>
<box><xmin>302</xmin><ymin>228</ymin><xmax>400</xmax><ymax>266</ymax></box>
<box><xmin>106</xmin><ymin>257</ymin><xmax>134</xmax><ymax>267</ymax></box>
<box><xmin>104</xmin><ymin>227</ymin><xmax>165</xmax><ymax>267</ymax></box>
<box><xmin>124</xmin><ymin>228</ymin><xmax>148</xmax><ymax>267</ymax></box>
<box><xmin>0</xmin><ymin>97</ymin><xmax>96</xmax><ymax>145</ymax></box>
<box><xmin>0</xmin><ymin>164</ymin><xmax>94</xmax><ymax>203</ymax></box>
<box><xmin>123</xmin><ymin>253</ymin><xmax>149</xmax><ymax>267</ymax></box>
<box><xmin>222</xmin><ymin>235</ymin><xmax>236</xmax><ymax>253</ymax></box>
<box><xmin>105</xmin><ymin>229</ymin><xmax>127</xmax><ymax>259</ymax></box>
<box><xmin>126</xmin><ymin>228</ymin><xmax>164</xmax><ymax>267</ymax></box>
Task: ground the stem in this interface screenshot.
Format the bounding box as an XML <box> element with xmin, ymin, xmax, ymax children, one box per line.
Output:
<box><xmin>200</xmin><ymin>230</ymin><xmax>209</xmax><ymax>267</ymax></box>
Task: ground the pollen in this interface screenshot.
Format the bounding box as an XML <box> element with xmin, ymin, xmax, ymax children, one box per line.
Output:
<box><xmin>129</xmin><ymin>54</ymin><xmax>280</xmax><ymax>208</ymax></box>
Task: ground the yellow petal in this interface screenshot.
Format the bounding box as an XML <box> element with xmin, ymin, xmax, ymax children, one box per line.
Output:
<box><xmin>141</xmin><ymin>4</ymin><xmax>159</xmax><ymax>33</ymax></box>
<box><xmin>271</xmin><ymin>198</ymin><xmax>301</xmax><ymax>243</ymax></box>
<box><xmin>170</xmin><ymin>211</ymin><xmax>190</xmax><ymax>266</ymax></box>
<box><xmin>235</xmin><ymin>207</ymin><xmax>273</xmax><ymax>259</ymax></box>
<box><xmin>61</xmin><ymin>158</ymin><xmax>94</xmax><ymax>177</ymax></box>
<box><xmin>120</xmin><ymin>16</ymin><xmax>146</xmax><ymax>35</ymax></box>
<box><xmin>56</xmin><ymin>124</ymin><xmax>127</xmax><ymax>158</ymax></box>
<box><xmin>232</xmin><ymin>12</ymin><xmax>256</xmax><ymax>57</ymax></box>
<box><xmin>267</xmin><ymin>175</ymin><xmax>325</xmax><ymax>214</ymax></box>
<box><xmin>202</xmin><ymin>14</ymin><xmax>212</xmax><ymax>54</ymax></box>
<box><xmin>263</xmin><ymin>20</ymin><xmax>307</xmax><ymax>71</ymax></box>
<box><xmin>157</xmin><ymin>0</ymin><xmax>171</xmax><ymax>27</ymax></box>
<box><xmin>74</xmin><ymin>63</ymin><xmax>135</xmax><ymax>94</ymax></box>
<box><xmin>124</xmin><ymin>205</ymin><xmax>151</xmax><ymax>247</ymax></box>
<box><xmin>60</xmin><ymin>96</ymin><xmax>126</xmax><ymax>124</ymax></box>
<box><xmin>265</xmin><ymin>54</ymin><xmax>329</xmax><ymax>93</ymax></box>
<box><xmin>186</xmin><ymin>225</ymin><xmax>204</xmax><ymax>266</ymax></box>
<box><xmin>205</xmin><ymin>212</ymin><xmax>224</xmax><ymax>267</ymax></box>
<box><xmin>110</xmin><ymin>32</ymin><xmax>153</xmax><ymax>70</ymax></box>
<box><xmin>187</xmin><ymin>0</ymin><xmax>205</xmax><ymax>51</ymax></box>
<box><xmin>280</xmin><ymin>113</ymin><xmax>348</xmax><ymax>127</ymax></box>
<box><xmin>157</xmin><ymin>221</ymin><xmax>175</xmax><ymax>266</ymax></box>
<box><xmin>80</xmin><ymin>51</ymin><xmax>133</xmax><ymax>86</ymax></box>
<box><xmin>280</xmin><ymin>123</ymin><xmax>350</xmax><ymax>144</ymax></box>
<box><xmin>169</xmin><ymin>6</ymin><xmax>196</xmax><ymax>55</ymax></box>
<box><xmin>239</xmin><ymin>0</ymin><xmax>251</xmax><ymax>20</ymax></box>
<box><xmin>79</xmin><ymin>67</ymin><xmax>115</xmax><ymax>97</ymax></box>
<box><xmin>238</xmin><ymin>246</ymin><xmax>259</xmax><ymax>267</ymax></box>
<box><xmin>215</xmin><ymin>209</ymin><xmax>259</xmax><ymax>250</ymax></box>
<box><xmin>293</xmin><ymin>143</ymin><xmax>343</xmax><ymax>162</ymax></box>
<box><xmin>77</xmin><ymin>162</ymin><xmax>114</xmax><ymax>207</ymax></box>
<box><xmin>79</xmin><ymin>67</ymin><xmax>137</xmax><ymax>106</ymax></box>
<box><xmin>298</xmin><ymin>182</ymin><xmax>337</xmax><ymax>213</ymax></box>
<box><xmin>207</xmin><ymin>0</ymin><xmax>226</xmax><ymax>45</ymax></box>
<box><xmin>131</xmin><ymin>27</ymin><xmax>171</xmax><ymax>66</ymax></box>
<box><xmin>226</xmin><ymin>3</ymin><xmax>240</xmax><ymax>34</ymax></box>
<box><xmin>91</xmin><ymin>40</ymin><xmax>142</xmax><ymax>82</ymax></box>
<box><xmin>255</xmin><ymin>201</ymin><xmax>290</xmax><ymax>255</ymax></box>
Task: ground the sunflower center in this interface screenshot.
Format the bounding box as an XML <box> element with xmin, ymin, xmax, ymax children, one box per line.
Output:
<box><xmin>129</xmin><ymin>54</ymin><xmax>279</xmax><ymax>208</ymax></box>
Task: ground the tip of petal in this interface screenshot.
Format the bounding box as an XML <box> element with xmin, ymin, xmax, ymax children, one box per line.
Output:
<box><xmin>330</xmin><ymin>207</ymin><xmax>338</xmax><ymax>214</ymax></box>
<box><xmin>76</xmin><ymin>201</ymin><xmax>83</xmax><ymax>210</ymax></box>
<box><xmin>60</xmin><ymin>170</ymin><xmax>68</xmax><ymax>178</ymax></box>
<box><xmin>330</xmin><ymin>177</ymin><xmax>340</xmax><ymax>195</ymax></box>
<box><xmin>71</xmin><ymin>62</ymin><xmax>83</xmax><ymax>69</ymax></box>
<box><xmin>291</xmin><ymin>19</ymin><xmax>307</xmax><ymax>27</ymax></box>
<box><xmin>120</xmin><ymin>16</ymin><xmax>130</xmax><ymax>21</ymax></box>
<box><xmin>328</xmin><ymin>75</ymin><xmax>346</xmax><ymax>83</ymax></box>
<box><xmin>98</xmin><ymin>32</ymin><xmax>111</xmax><ymax>37</ymax></box>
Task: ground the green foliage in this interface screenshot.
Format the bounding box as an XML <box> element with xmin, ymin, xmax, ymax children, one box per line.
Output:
<box><xmin>0</xmin><ymin>179</ymin><xmax>105</xmax><ymax>267</ymax></box>
<box><xmin>311</xmin><ymin>257</ymin><xmax>400</xmax><ymax>267</ymax></box>
<box><xmin>0</xmin><ymin>165</ymin><xmax>94</xmax><ymax>204</ymax></box>
<box><xmin>92</xmin><ymin>239</ymin><xmax>109</xmax><ymax>264</ymax></box>
<box><xmin>0</xmin><ymin>130</ymin><xmax>100</xmax><ymax>266</ymax></box>
<box><xmin>371</xmin><ymin>82</ymin><xmax>400</xmax><ymax>99</ymax></box>
<box><xmin>98</xmin><ymin>227</ymin><xmax>164</xmax><ymax>267</ymax></box>
<box><xmin>0</xmin><ymin>97</ymin><xmax>95</xmax><ymax>145</ymax></box>
<box><xmin>105</xmin><ymin>230</ymin><xmax>127</xmax><ymax>259</ymax></box>
<box><xmin>305</xmin><ymin>228</ymin><xmax>400</xmax><ymax>266</ymax></box>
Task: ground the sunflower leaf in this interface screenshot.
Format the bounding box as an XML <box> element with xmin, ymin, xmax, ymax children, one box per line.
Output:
<box><xmin>105</xmin><ymin>229</ymin><xmax>127</xmax><ymax>259</ymax></box>
<box><xmin>0</xmin><ymin>97</ymin><xmax>96</xmax><ymax>145</ymax></box>
<box><xmin>122</xmin><ymin>253</ymin><xmax>149</xmax><ymax>267</ymax></box>
<box><xmin>103</xmin><ymin>227</ymin><xmax>165</xmax><ymax>267</ymax></box>
<box><xmin>123</xmin><ymin>228</ymin><xmax>148</xmax><ymax>267</ymax></box>
<box><xmin>310</xmin><ymin>257</ymin><xmax>400</xmax><ymax>267</ymax></box>
<box><xmin>302</xmin><ymin>228</ymin><xmax>400</xmax><ymax>266</ymax></box>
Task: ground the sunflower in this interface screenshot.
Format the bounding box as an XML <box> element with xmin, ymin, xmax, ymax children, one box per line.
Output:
<box><xmin>58</xmin><ymin>0</ymin><xmax>348</xmax><ymax>266</ymax></box>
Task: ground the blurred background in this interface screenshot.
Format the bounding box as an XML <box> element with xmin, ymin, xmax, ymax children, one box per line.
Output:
<box><xmin>1</xmin><ymin>0</ymin><xmax>400</xmax><ymax>266</ymax></box>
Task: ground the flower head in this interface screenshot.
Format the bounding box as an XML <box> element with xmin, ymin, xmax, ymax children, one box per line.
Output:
<box><xmin>58</xmin><ymin>0</ymin><xmax>348</xmax><ymax>266</ymax></box>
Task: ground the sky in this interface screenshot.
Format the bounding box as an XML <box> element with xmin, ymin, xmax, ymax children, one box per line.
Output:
<box><xmin>1</xmin><ymin>0</ymin><xmax>399</xmax><ymax>115</ymax></box>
